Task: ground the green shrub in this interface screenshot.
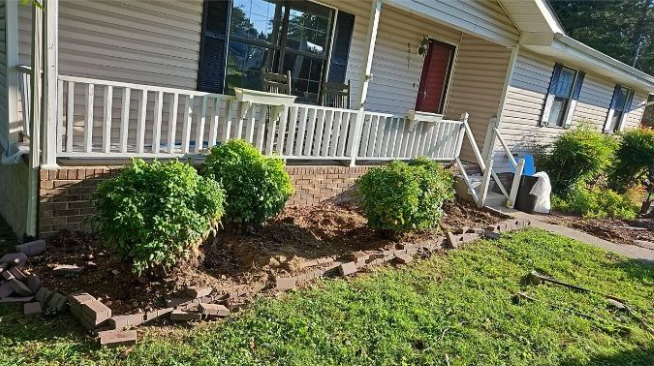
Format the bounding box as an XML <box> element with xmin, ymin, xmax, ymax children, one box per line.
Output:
<box><xmin>356</xmin><ymin>159</ymin><xmax>454</xmax><ymax>232</ymax></box>
<box><xmin>552</xmin><ymin>185</ymin><xmax>638</xmax><ymax>220</ymax></box>
<box><xmin>203</xmin><ymin>140</ymin><xmax>294</xmax><ymax>225</ymax></box>
<box><xmin>93</xmin><ymin>159</ymin><xmax>225</xmax><ymax>274</ymax></box>
<box><xmin>609</xmin><ymin>127</ymin><xmax>654</xmax><ymax>192</ymax></box>
<box><xmin>542</xmin><ymin>123</ymin><xmax>618</xmax><ymax>195</ymax></box>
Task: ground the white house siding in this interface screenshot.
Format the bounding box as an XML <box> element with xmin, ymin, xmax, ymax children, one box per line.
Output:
<box><xmin>445</xmin><ymin>34</ymin><xmax>512</xmax><ymax>163</ymax></box>
<box><xmin>494</xmin><ymin>50</ymin><xmax>650</xmax><ymax>172</ymax></box>
<box><xmin>0</xmin><ymin>1</ymin><xmax>7</xmax><ymax>146</ymax></box>
<box><xmin>385</xmin><ymin>0</ymin><xmax>520</xmax><ymax>46</ymax></box>
<box><xmin>323</xmin><ymin>0</ymin><xmax>461</xmax><ymax>116</ymax></box>
<box><xmin>18</xmin><ymin>0</ymin><xmax>204</xmax><ymax>89</ymax></box>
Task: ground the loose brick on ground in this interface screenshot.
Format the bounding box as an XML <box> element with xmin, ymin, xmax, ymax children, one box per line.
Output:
<box><xmin>26</xmin><ymin>274</ymin><xmax>41</xmax><ymax>293</ymax></box>
<box><xmin>0</xmin><ymin>282</ymin><xmax>14</xmax><ymax>299</ymax></box>
<box><xmin>109</xmin><ymin>314</ymin><xmax>145</xmax><ymax>330</ymax></box>
<box><xmin>35</xmin><ymin>287</ymin><xmax>54</xmax><ymax>303</ymax></box>
<box><xmin>394</xmin><ymin>253</ymin><xmax>413</xmax><ymax>265</ymax></box>
<box><xmin>0</xmin><ymin>252</ymin><xmax>28</xmax><ymax>266</ymax></box>
<box><xmin>24</xmin><ymin>302</ymin><xmax>43</xmax><ymax>316</ymax></box>
<box><xmin>46</xmin><ymin>292</ymin><xmax>67</xmax><ymax>313</ymax></box>
<box><xmin>97</xmin><ymin>330</ymin><xmax>137</xmax><ymax>347</ymax></box>
<box><xmin>84</xmin><ymin>300</ymin><xmax>111</xmax><ymax>318</ymax></box>
<box><xmin>15</xmin><ymin>240</ymin><xmax>47</xmax><ymax>256</ymax></box>
<box><xmin>9</xmin><ymin>279</ymin><xmax>33</xmax><ymax>296</ymax></box>
<box><xmin>275</xmin><ymin>277</ymin><xmax>297</xmax><ymax>291</ymax></box>
<box><xmin>8</xmin><ymin>267</ymin><xmax>27</xmax><ymax>281</ymax></box>
<box><xmin>184</xmin><ymin>286</ymin><xmax>212</xmax><ymax>298</ymax></box>
<box><xmin>198</xmin><ymin>303</ymin><xmax>230</xmax><ymax>317</ymax></box>
<box><xmin>348</xmin><ymin>251</ymin><xmax>369</xmax><ymax>264</ymax></box>
<box><xmin>483</xmin><ymin>229</ymin><xmax>501</xmax><ymax>240</ymax></box>
<box><xmin>338</xmin><ymin>262</ymin><xmax>358</xmax><ymax>276</ymax></box>
<box><xmin>0</xmin><ymin>296</ymin><xmax>34</xmax><ymax>303</ymax></box>
<box><xmin>170</xmin><ymin>310</ymin><xmax>202</xmax><ymax>322</ymax></box>
<box><xmin>446</xmin><ymin>232</ymin><xmax>462</xmax><ymax>249</ymax></box>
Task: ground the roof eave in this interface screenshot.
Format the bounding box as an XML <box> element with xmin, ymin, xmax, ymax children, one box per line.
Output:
<box><xmin>552</xmin><ymin>34</ymin><xmax>654</xmax><ymax>91</ymax></box>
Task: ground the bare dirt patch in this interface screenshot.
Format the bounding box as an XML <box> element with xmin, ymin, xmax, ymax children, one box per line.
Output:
<box><xmin>24</xmin><ymin>201</ymin><xmax>506</xmax><ymax>316</ymax></box>
<box><xmin>543</xmin><ymin>212</ymin><xmax>654</xmax><ymax>248</ymax></box>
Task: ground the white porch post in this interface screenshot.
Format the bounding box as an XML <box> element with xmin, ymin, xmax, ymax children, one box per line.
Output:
<box><xmin>41</xmin><ymin>0</ymin><xmax>59</xmax><ymax>169</ymax></box>
<box><xmin>26</xmin><ymin>2</ymin><xmax>45</xmax><ymax>237</ymax></box>
<box><xmin>349</xmin><ymin>0</ymin><xmax>382</xmax><ymax>167</ymax></box>
<box><xmin>4</xmin><ymin>1</ymin><xmax>19</xmax><ymax>147</ymax></box>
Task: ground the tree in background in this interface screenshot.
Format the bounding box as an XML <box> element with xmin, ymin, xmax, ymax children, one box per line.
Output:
<box><xmin>549</xmin><ymin>0</ymin><xmax>654</xmax><ymax>75</ymax></box>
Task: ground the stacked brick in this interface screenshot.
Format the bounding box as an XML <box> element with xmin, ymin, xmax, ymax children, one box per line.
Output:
<box><xmin>39</xmin><ymin>165</ymin><xmax>372</xmax><ymax>237</ymax></box>
<box><xmin>0</xmin><ymin>240</ymin><xmax>62</xmax><ymax>316</ymax></box>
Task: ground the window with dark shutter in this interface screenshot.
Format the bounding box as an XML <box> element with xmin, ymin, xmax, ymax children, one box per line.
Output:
<box><xmin>197</xmin><ymin>0</ymin><xmax>231</xmax><ymax>94</ymax></box>
<box><xmin>604</xmin><ymin>85</ymin><xmax>634</xmax><ymax>133</ymax></box>
<box><xmin>328</xmin><ymin>11</ymin><xmax>355</xmax><ymax>83</ymax></box>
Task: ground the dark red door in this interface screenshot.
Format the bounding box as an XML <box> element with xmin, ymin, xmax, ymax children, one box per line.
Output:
<box><xmin>416</xmin><ymin>41</ymin><xmax>455</xmax><ymax>113</ymax></box>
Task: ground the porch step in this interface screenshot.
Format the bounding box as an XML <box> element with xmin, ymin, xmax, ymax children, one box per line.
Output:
<box><xmin>453</xmin><ymin>175</ymin><xmax>507</xmax><ymax>207</ymax></box>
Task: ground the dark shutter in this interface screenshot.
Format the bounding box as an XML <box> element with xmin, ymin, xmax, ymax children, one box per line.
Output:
<box><xmin>609</xmin><ymin>85</ymin><xmax>621</xmax><ymax>110</ymax></box>
<box><xmin>571</xmin><ymin>71</ymin><xmax>585</xmax><ymax>101</ymax></box>
<box><xmin>328</xmin><ymin>11</ymin><xmax>355</xmax><ymax>83</ymax></box>
<box><xmin>197</xmin><ymin>0</ymin><xmax>231</xmax><ymax>93</ymax></box>
<box><xmin>547</xmin><ymin>63</ymin><xmax>564</xmax><ymax>95</ymax></box>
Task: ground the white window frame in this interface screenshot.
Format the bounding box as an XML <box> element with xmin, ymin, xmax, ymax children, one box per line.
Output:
<box><xmin>540</xmin><ymin>63</ymin><xmax>584</xmax><ymax>129</ymax></box>
<box><xmin>604</xmin><ymin>85</ymin><xmax>633</xmax><ymax>134</ymax></box>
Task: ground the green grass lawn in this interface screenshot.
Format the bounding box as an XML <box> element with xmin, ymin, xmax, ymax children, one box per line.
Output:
<box><xmin>1</xmin><ymin>228</ymin><xmax>652</xmax><ymax>365</ymax></box>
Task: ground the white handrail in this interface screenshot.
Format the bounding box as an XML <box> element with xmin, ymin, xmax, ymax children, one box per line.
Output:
<box><xmin>493</xmin><ymin>126</ymin><xmax>517</xmax><ymax>169</ymax></box>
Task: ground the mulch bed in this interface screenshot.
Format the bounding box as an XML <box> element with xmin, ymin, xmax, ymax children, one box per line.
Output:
<box><xmin>21</xmin><ymin>199</ymin><xmax>507</xmax><ymax>316</ymax></box>
<box><xmin>543</xmin><ymin>212</ymin><xmax>654</xmax><ymax>248</ymax></box>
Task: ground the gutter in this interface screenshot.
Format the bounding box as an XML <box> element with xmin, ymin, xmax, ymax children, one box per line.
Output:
<box><xmin>553</xmin><ymin>33</ymin><xmax>654</xmax><ymax>91</ymax></box>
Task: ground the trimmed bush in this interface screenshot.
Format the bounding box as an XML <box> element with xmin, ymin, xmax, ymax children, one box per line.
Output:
<box><xmin>542</xmin><ymin>123</ymin><xmax>618</xmax><ymax>195</ymax></box>
<box><xmin>552</xmin><ymin>185</ymin><xmax>638</xmax><ymax>220</ymax></box>
<box><xmin>203</xmin><ymin>140</ymin><xmax>294</xmax><ymax>225</ymax></box>
<box><xmin>356</xmin><ymin>159</ymin><xmax>454</xmax><ymax>232</ymax></box>
<box><xmin>93</xmin><ymin>159</ymin><xmax>225</xmax><ymax>274</ymax></box>
<box><xmin>610</xmin><ymin>127</ymin><xmax>654</xmax><ymax>191</ymax></box>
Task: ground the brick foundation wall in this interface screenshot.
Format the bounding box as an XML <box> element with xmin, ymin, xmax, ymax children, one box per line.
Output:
<box><xmin>38</xmin><ymin>165</ymin><xmax>371</xmax><ymax>237</ymax></box>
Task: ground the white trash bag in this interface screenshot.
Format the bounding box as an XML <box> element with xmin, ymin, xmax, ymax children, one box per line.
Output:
<box><xmin>529</xmin><ymin>172</ymin><xmax>551</xmax><ymax>214</ymax></box>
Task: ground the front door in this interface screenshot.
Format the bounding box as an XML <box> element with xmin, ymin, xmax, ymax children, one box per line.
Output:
<box><xmin>415</xmin><ymin>40</ymin><xmax>455</xmax><ymax>114</ymax></box>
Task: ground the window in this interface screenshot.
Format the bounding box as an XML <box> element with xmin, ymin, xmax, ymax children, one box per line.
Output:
<box><xmin>540</xmin><ymin>63</ymin><xmax>585</xmax><ymax>128</ymax></box>
<box><xmin>606</xmin><ymin>86</ymin><xmax>632</xmax><ymax>133</ymax></box>
<box><xmin>226</xmin><ymin>0</ymin><xmax>336</xmax><ymax>104</ymax></box>
<box><xmin>548</xmin><ymin>67</ymin><xmax>577</xmax><ymax>127</ymax></box>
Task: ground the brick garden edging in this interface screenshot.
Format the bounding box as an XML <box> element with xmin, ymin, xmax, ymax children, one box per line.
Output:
<box><xmin>1</xmin><ymin>218</ymin><xmax>531</xmax><ymax>347</ymax></box>
<box><xmin>38</xmin><ymin>165</ymin><xmax>371</xmax><ymax>237</ymax></box>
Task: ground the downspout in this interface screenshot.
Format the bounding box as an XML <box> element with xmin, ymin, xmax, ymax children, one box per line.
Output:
<box><xmin>26</xmin><ymin>3</ymin><xmax>44</xmax><ymax>238</ymax></box>
<box><xmin>1</xmin><ymin>144</ymin><xmax>30</xmax><ymax>165</ymax></box>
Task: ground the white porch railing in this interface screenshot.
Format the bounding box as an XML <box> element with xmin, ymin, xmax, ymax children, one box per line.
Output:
<box><xmin>18</xmin><ymin>66</ymin><xmax>32</xmax><ymax>139</ymax></box>
<box><xmin>45</xmin><ymin>75</ymin><xmax>466</xmax><ymax>164</ymax></box>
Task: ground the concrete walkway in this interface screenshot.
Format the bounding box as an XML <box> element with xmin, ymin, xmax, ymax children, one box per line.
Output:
<box><xmin>491</xmin><ymin>207</ymin><xmax>654</xmax><ymax>263</ymax></box>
